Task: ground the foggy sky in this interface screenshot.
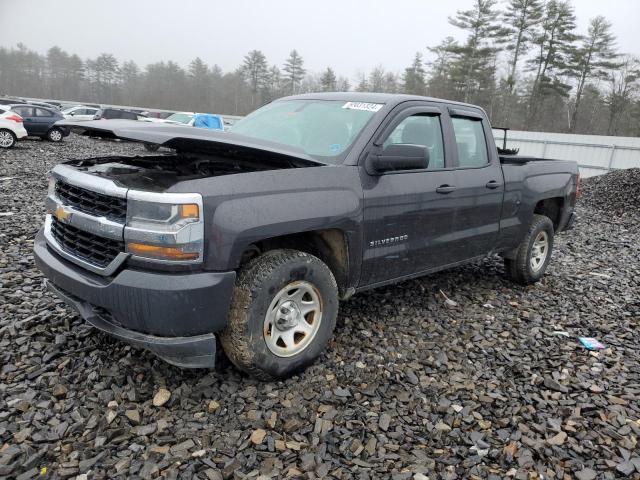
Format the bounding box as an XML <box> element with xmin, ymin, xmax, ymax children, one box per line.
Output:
<box><xmin>0</xmin><ymin>0</ymin><xmax>638</xmax><ymax>79</ymax></box>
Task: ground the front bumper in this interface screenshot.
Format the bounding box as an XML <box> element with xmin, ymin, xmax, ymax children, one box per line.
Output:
<box><xmin>34</xmin><ymin>229</ymin><xmax>236</xmax><ymax>368</ymax></box>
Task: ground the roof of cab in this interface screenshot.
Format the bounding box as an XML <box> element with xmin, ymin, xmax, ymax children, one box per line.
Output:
<box><xmin>277</xmin><ymin>91</ymin><xmax>486</xmax><ymax>112</ymax></box>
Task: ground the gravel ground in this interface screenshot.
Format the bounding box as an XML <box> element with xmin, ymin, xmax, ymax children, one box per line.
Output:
<box><xmin>1</xmin><ymin>135</ymin><xmax>639</xmax><ymax>480</ymax></box>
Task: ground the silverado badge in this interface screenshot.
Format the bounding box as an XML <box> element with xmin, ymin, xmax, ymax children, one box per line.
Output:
<box><xmin>369</xmin><ymin>235</ymin><xmax>408</xmax><ymax>247</ymax></box>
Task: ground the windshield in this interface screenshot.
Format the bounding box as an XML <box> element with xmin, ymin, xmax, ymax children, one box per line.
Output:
<box><xmin>61</xmin><ymin>106</ymin><xmax>80</xmax><ymax>114</ymax></box>
<box><xmin>230</xmin><ymin>99</ymin><xmax>381</xmax><ymax>163</ymax></box>
<box><xmin>166</xmin><ymin>113</ymin><xmax>194</xmax><ymax>124</ymax></box>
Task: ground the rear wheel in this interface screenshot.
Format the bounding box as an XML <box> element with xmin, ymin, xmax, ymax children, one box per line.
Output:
<box><xmin>504</xmin><ymin>214</ymin><xmax>554</xmax><ymax>285</ymax></box>
<box><xmin>0</xmin><ymin>129</ymin><xmax>16</xmax><ymax>148</ymax></box>
<box><xmin>46</xmin><ymin>128</ymin><xmax>64</xmax><ymax>142</ymax></box>
<box><xmin>220</xmin><ymin>249</ymin><xmax>339</xmax><ymax>380</ymax></box>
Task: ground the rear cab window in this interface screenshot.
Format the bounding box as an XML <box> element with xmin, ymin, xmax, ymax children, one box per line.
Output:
<box><xmin>451</xmin><ymin>116</ymin><xmax>489</xmax><ymax>168</ymax></box>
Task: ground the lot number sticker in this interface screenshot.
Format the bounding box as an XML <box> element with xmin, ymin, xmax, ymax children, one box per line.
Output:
<box><xmin>342</xmin><ymin>102</ymin><xmax>383</xmax><ymax>112</ymax></box>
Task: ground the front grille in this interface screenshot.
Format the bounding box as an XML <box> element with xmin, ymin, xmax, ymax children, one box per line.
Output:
<box><xmin>55</xmin><ymin>181</ymin><xmax>127</xmax><ymax>223</ymax></box>
<box><xmin>51</xmin><ymin>217</ymin><xmax>125</xmax><ymax>268</ymax></box>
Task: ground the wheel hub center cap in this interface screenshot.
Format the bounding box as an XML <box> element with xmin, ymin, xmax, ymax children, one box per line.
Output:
<box><xmin>275</xmin><ymin>301</ymin><xmax>300</xmax><ymax>331</ymax></box>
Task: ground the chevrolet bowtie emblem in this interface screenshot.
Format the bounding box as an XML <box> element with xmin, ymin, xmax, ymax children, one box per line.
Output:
<box><xmin>55</xmin><ymin>206</ymin><xmax>71</xmax><ymax>222</ymax></box>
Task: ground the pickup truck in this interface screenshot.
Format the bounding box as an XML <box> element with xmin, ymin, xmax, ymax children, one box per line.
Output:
<box><xmin>34</xmin><ymin>92</ymin><xmax>579</xmax><ymax>379</ymax></box>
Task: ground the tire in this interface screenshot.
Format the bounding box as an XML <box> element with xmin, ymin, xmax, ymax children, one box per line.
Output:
<box><xmin>0</xmin><ymin>129</ymin><xmax>16</xmax><ymax>148</ymax></box>
<box><xmin>504</xmin><ymin>214</ymin><xmax>555</xmax><ymax>285</ymax></box>
<box><xmin>46</xmin><ymin>128</ymin><xmax>64</xmax><ymax>142</ymax></box>
<box><xmin>220</xmin><ymin>249</ymin><xmax>339</xmax><ymax>380</ymax></box>
<box><xmin>143</xmin><ymin>143</ymin><xmax>160</xmax><ymax>152</ymax></box>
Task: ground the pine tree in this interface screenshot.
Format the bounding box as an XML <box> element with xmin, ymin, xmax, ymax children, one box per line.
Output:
<box><xmin>500</xmin><ymin>0</ymin><xmax>544</xmax><ymax>94</ymax></box>
<box><xmin>119</xmin><ymin>60</ymin><xmax>139</xmax><ymax>104</ymax></box>
<box><xmin>526</xmin><ymin>0</ymin><xmax>578</xmax><ymax>124</ymax></box>
<box><xmin>402</xmin><ymin>52</ymin><xmax>426</xmax><ymax>95</ymax></box>
<box><xmin>605</xmin><ymin>55</ymin><xmax>640</xmax><ymax>135</ymax></box>
<box><xmin>356</xmin><ymin>73</ymin><xmax>369</xmax><ymax>92</ymax></box>
<box><xmin>320</xmin><ymin>67</ymin><xmax>337</xmax><ymax>91</ymax></box>
<box><xmin>241</xmin><ymin>50</ymin><xmax>269</xmax><ymax>106</ymax></box>
<box><xmin>569</xmin><ymin>16</ymin><xmax>619</xmax><ymax>132</ymax></box>
<box><xmin>368</xmin><ymin>66</ymin><xmax>386</xmax><ymax>92</ymax></box>
<box><xmin>188</xmin><ymin>57</ymin><xmax>210</xmax><ymax>111</ymax></box>
<box><xmin>427</xmin><ymin>37</ymin><xmax>457</xmax><ymax>98</ymax></box>
<box><xmin>446</xmin><ymin>0</ymin><xmax>502</xmax><ymax>104</ymax></box>
<box><xmin>283</xmin><ymin>49</ymin><xmax>306</xmax><ymax>94</ymax></box>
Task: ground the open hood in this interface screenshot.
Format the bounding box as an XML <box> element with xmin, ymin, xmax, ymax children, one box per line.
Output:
<box><xmin>56</xmin><ymin>119</ymin><xmax>325</xmax><ymax>166</ymax></box>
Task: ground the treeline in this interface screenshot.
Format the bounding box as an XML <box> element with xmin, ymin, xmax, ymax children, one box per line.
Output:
<box><xmin>1</xmin><ymin>0</ymin><xmax>639</xmax><ymax>136</ymax></box>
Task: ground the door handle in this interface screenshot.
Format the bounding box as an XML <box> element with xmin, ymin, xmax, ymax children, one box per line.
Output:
<box><xmin>485</xmin><ymin>180</ymin><xmax>500</xmax><ymax>189</ymax></box>
<box><xmin>436</xmin><ymin>185</ymin><xmax>456</xmax><ymax>194</ymax></box>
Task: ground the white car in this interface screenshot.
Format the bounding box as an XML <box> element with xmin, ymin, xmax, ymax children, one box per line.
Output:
<box><xmin>61</xmin><ymin>105</ymin><xmax>100</xmax><ymax>121</ymax></box>
<box><xmin>161</xmin><ymin>112</ymin><xmax>196</xmax><ymax>126</ymax></box>
<box><xmin>0</xmin><ymin>108</ymin><xmax>28</xmax><ymax>148</ymax></box>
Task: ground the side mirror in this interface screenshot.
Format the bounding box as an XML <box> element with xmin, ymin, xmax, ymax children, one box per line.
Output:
<box><xmin>367</xmin><ymin>144</ymin><xmax>429</xmax><ymax>174</ymax></box>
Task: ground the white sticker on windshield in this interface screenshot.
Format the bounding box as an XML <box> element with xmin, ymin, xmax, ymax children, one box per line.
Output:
<box><xmin>342</xmin><ymin>102</ymin><xmax>383</xmax><ymax>112</ymax></box>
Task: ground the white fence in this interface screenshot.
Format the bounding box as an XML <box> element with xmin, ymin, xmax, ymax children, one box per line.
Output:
<box><xmin>494</xmin><ymin>130</ymin><xmax>640</xmax><ymax>178</ymax></box>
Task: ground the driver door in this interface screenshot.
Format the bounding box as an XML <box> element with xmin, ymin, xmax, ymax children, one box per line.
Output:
<box><xmin>359</xmin><ymin>103</ymin><xmax>459</xmax><ymax>287</ymax></box>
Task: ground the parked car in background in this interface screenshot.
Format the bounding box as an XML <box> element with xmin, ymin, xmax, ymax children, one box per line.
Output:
<box><xmin>0</xmin><ymin>97</ymin><xmax>26</xmax><ymax>105</ymax></box>
<box><xmin>161</xmin><ymin>112</ymin><xmax>225</xmax><ymax>130</ymax></box>
<box><xmin>0</xmin><ymin>108</ymin><xmax>28</xmax><ymax>148</ymax></box>
<box><xmin>6</xmin><ymin>104</ymin><xmax>69</xmax><ymax>142</ymax></box>
<box><xmin>62</xmin><ymin>105</ymin><xmax>100</xmax><ymax>121</ymax></box>
<box><xmin>162</xmin><ymin>112</ymin><xmax>195</xmax><ymax>125</ymax></box>
<box><xmin>25</xmin><ymin>100</ymin><xmax>61</xmax><ymax>110</ymax></box>
<box><xmin>193</xmin><ymin>113</ymin><xmax>224</xmax><ymax>130</ymax></box>
<box><xmin>93</xmin><ymin>108</ymin><xmax>146</xmax><ymax>121</ymax></box>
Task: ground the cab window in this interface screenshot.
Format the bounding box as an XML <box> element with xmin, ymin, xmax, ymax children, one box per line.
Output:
<box><xmin>12</xmin><ymin>106</ymin><xmax>33</xmax><ymax>117</ymax></box>
<box><xmin>383</xmin><ymin>114</ymin><xmax>445</xmax><ymax>169</ymax></box>
<box><xmin>35</xmin><ymin>108</ymin><xmax>53</xmax><ymax>117</ymax></box>
<box><xmin>451</xmin><ymin>117</ymin><xmax>489</xmax><ymax>167</ymax></box>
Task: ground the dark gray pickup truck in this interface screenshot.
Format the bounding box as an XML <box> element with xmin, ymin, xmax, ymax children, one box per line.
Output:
<box><xmin>34</xmin><ymin>93</ymin><xmax>579</xmax><ymax>379</ymax></box>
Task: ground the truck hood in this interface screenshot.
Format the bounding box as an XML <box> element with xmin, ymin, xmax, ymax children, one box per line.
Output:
<box><xmin>55</xmin><ymin>119</ymin><xmax>325</xmax><ymax>166</ymax></box>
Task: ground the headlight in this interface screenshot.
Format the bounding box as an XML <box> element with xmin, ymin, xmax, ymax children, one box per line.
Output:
<box><xmin>124</xmin><ymin>191</ymin><xmax>204</xmax><ymax>263</ymax></box>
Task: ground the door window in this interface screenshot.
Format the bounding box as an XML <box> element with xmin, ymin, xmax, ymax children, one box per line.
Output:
<box><xmin>35</xmin><ymin>108</ymin><xmax>53</xmax><ymax>117</ymax></box>
<box><xmin>451</xmin><ymin>117</ymin><xmax>489</xmax><ymax>167</ymax></box>
<box><xmin>12</xmin><ymin>106</ymin><xmax>33</xmax><ymax>117</ymax></box>
<box><xmin>383</xmin><ymin>114</ymin><xmax>445</xmax><ymax>169</ymax></box>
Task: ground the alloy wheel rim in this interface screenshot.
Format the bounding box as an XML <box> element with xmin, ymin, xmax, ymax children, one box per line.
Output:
<box><xmin>0</xmin><ymin>131</ymin><xmax>13</xmax><ymax>147</ymax></box>
<box><xmin>530</xmin><ymin>230</ymin><xmax>549</xmax><ymax>273</ymax></box>
<box><xmin>263</xmin><ymin>280</ymin><xmax>323</xmax><ymax>357</ymax></box>
<box><xmin>50</xmin><ymin>130</ymin><xmax>62</xmax><ymax>141</ymax></box>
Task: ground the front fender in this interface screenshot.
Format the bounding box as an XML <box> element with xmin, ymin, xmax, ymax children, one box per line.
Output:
<box><xmin>196</xmin><ymin>167</ymin><xmax>364</xmax><ymax>275</ymax></box>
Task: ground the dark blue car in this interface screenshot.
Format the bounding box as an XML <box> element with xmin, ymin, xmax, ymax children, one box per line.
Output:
<box><xmin>8</xmin><ymin>104</ymin><xmax>70</xmax><ymax>142</ymax></box>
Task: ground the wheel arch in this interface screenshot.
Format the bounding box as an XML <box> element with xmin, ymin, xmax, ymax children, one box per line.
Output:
<box><xmin>534</xmin><ymin>197</ymin><xmax>564</xmax><ymax>230</ymax></box>
<box><xmin>238</xmin><ymin>229</ymin><xmax>352</xmax><ymax>298</ymax></box>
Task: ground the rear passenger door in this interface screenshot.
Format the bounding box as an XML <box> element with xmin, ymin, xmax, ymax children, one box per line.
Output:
<box><xmin>32</xmin><ymin>108</ymin><xmax>55</xmax><ymax>135</ymax></box>
<box><xmin>444</xmin><ymin>109</ymin><xmax>504</xmax><ymax>260</ymax></box>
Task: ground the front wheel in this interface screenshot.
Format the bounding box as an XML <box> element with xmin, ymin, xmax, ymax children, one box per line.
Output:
<box><xmin>0</xmin><ymin>129</ymin><xmax>16</xmax><ymax>148</ymax></box>
<box><xmin>220</xmin><ymin>249</ymin><xmax>338</xmax><ymax>380</ymax></box>
<box><xmin>46</xmin><ymin>128</ymin><xmax>64</xmax><ymax>142</ymax></box>
<box><xmin>504</xmin><ymin>214</ymin><xmax>554</xmax><ymax>285</ymax></box>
